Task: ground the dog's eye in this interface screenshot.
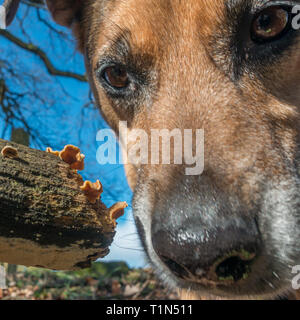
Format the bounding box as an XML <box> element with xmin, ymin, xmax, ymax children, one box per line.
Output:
<box><xmin>102</xmin><ymin>66</ymin><xmax>129</xmax><ymax>89</ymax></box>
<box><xmin>251</xmin><ymin>6</ymin><xmax>290</xmax><ymax>42</ymax></box>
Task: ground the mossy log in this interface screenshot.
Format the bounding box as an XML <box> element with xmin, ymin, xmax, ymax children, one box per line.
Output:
<box><xmin>0</xmin><ymin>139</ymin><xmax>117</xmax><ymax>270</ymax></box>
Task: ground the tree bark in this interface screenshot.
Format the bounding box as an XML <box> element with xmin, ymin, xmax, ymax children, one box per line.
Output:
<box><xmin>0</xmin><ymin>139</ymin><xmax>116</xmax><ymax>270</ymax></box>
<box><xmin>6</xmin><ymin>129</ymin><xmax>30</xmax><ymax>278</ymax></box>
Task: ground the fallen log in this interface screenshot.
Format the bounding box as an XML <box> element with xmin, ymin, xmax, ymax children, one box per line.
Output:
<box><xmin>0</xmin><ymin>139</ymin><xmax>127</xmax><ymax>270</ymax></box>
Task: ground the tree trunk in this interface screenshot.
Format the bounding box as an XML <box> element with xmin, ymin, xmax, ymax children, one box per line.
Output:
<box><xmin>0</xmin><ymin>139</ymin><xmax>116</xmax><ymax>270</ymax></box>
<box><xmin>6</xmin><ymin>128</ymin><xmax>30</xmax><ymax>278</ymax></box>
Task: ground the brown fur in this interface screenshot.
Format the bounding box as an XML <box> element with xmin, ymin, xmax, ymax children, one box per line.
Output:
<box><xmin>43</xmin><ymin>0</ymin><xmax>300</xmax><ymax>299</ymax></box>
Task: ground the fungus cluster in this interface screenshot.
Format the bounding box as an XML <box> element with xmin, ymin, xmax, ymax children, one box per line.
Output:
<box><xmin>80</xmin><ymin>180</ymin><xmax>103</xmax><ymax>204</ymax></box>
<box><xmin>1</xmin><ymin>146</ymin><xmax>19</xmax><ymax>158</ymax></box>
<box><xmin>46</xmin><ymin>144</ymin><xmax>127</xmax><ymax>221</ymax></box>
<box><xmin>46</xmin><ymin>145</ymin><xmax>85</xmax><ymax>170</ymax></box>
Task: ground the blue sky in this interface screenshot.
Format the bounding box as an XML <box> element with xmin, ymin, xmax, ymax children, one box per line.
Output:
<box><xmin>0</xmin><ymin>2</ymin><xmax>146</xmax><ymax>268</ymax></box>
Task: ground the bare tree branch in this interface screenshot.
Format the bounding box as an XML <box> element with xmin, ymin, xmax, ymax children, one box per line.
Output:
<box><xmin>0</xmin><ymin>29</ymin><xmax>87</xmax><ymax>82</ymax></box>
<box><xmin>21</xmin><ymin>0</ymin><xmax>46</xmax><ymax>10</ymax></box>
<box><xmin>36</xmin><ymin>8</ymin><xmax>69</xmax><ymax>39</ymax></box>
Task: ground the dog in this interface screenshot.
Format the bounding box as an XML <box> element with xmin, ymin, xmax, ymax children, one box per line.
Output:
<box><xmin>5</xmin><ymin>0</ymin><xmax>300</xmax><ymax>300</ymax></box>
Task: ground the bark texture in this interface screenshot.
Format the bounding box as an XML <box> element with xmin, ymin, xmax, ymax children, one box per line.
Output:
<box><xmin>0</xmin><ymin>139</ymin><xmax>116</xmax><ymax>270</ymax></box>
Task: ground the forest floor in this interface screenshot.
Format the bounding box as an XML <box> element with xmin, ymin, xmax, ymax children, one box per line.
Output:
<box><xmin>0</xmin><ymin>261</ymin><xmax>178</xmax><ymax>300</ymax></box>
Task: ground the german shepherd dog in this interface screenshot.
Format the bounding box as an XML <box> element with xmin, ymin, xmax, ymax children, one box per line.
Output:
<box><xmin>5</xmin><ymin>0</ymin><xmax>300</xmax><ymax>299</ymax></box>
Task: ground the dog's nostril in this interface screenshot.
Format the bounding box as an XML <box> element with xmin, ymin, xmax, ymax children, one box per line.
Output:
<box><xmin>215</xmin><ymin>255</ymin><xmax>253</xmax><ymax>282</ymax></box>
<box><xmin>161</xmin><ymin>256</ymin><xmax>189</xmax><ymax>279</ymax></box>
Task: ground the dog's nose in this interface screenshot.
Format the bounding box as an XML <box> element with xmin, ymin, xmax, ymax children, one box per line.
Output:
<box><xmin>152</xmin><ymin>216</ymin><xmax>260</xmax><ymax>283</ymax></box>
<box><xmin>151</xmin><ymin>174</ymin><xmax>261</xmax><ymax>285</ymax></box>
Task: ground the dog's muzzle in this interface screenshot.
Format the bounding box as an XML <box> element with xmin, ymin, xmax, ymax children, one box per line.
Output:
<box><xmin>151</xmin><ymin>175</ymin><xmax>261</xmax><ymax>286</ymax></box>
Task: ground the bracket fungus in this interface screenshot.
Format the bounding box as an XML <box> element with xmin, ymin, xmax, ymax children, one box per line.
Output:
<box><xmin>80</xmin><ymin>180</ymin><xmax>103</xmax><ymax>204</ymax></box>
<box><xmin>1</xmin><ymin>145</ymin><xmax>19</xmax><ymax>158</ymax></box>
<box><xmin>46</xmin><ymin>144</ymin><xmax>85</xmax><ymax>171</ymax></box>
<box><xmin>109</xmin><ymin>202</ymin><xmax>128</xmax><ymax>222</ymax></box>
<box><xmin>59</xmin><ymin>145</ymin><xmax>85</xmax><ymax>170</ymax></box>
<box><xmin>46</xmin><ymin>145</ymin><xmax>103</xmax><ymax>204</ymax></box>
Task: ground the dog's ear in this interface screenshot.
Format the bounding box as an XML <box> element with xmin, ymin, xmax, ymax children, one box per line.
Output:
<box><xmin>46</xmin><ymin>0</ymin><xmax>86</xmax><ymax>52</ymax></box>
<box><xmin>45</xmin><ymin>0</ymin><xmax>84</xmax><ymax>27</ymax></box>
<box><xmin>3</xmin><ymin>0</ymin><xmax>21</xmax><ymax>26</ymax></box>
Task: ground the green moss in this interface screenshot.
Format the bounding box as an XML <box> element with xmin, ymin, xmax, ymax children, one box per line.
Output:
<box><xmin>239</xmin><ymin>249</ymin><xmax>254</xmax><ymax>261</ymax></box>
<box><xmin>242</xmin><ymin>272</ymin><xmax>250</xmax><ymax>280</ymax></box>
<box><xmin>218</xmin><ymin>275</ymin><xmax>234</xmax><ymax>282</ymax></box>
